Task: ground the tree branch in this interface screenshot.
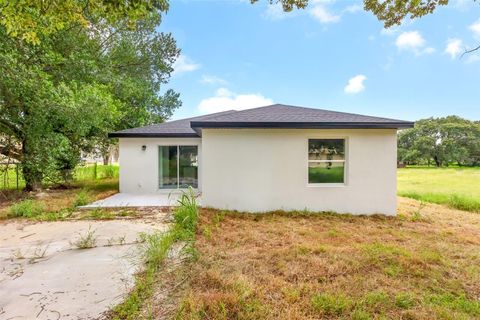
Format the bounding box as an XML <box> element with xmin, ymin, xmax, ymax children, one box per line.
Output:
<box><xmin>460</xmin><ymin>45</ymin><xmax>480</xmax><ymax>59</ymax></box>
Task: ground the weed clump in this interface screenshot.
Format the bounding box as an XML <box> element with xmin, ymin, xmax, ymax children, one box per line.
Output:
<box><xmin>73</xmin><ymin>189</ymin><xmax>90</xmax><ymax>207</ymax></box>
<box><xmin>10</xmin><ymin>199</ymin><xmax>45</xmax><ymax>218</ymax></box>
<box><xmin>71</xmin><ymin>227</ymin><xmax>97</xmax><ymax>249</ymax></box>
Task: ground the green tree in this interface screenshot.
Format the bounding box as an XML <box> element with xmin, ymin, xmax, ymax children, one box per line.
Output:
<box><xmin>0</xmin><ymin>10</ymin><xmax>180</xmax><ymax>190</ymax></box>
<box><xmin>0</xmin><ymin>0</ymin><xmax>168</xmax><ymax>44</ymax></box>
<box><xmin>398</xmin><ymin>116</ymin><xmax>480</xmax><ymax>167</ymax></box>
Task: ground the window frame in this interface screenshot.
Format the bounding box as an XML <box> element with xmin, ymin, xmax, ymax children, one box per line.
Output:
<box><xmin>158</xmin><ymin>144</ymin><xmax>199</xmax><ymax>190</ymax></box>
<box><xmin>307</xmin><ymin>138</ymin><xmax>348</xmax><ymax>187</ymax></box>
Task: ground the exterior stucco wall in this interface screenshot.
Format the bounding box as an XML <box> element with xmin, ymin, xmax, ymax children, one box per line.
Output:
<box><xmin>201</xmin><ymin>128</ymin><xmax>397</xmax><ymax>215</ymax></box>
<box><xmin>118</xmin><ymin>137</ymin><xmax>202</xmax><ymax>194</ymax></box>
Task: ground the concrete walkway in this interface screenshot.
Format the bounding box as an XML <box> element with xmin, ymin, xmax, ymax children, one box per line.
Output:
<box><xmin>82</xmin><ymin>193</ymin><xmax>202</xmax><ymax>208</ymax></box>
<box><xmin>0</xmin><ymin>214</ymin><xmax>169</xmax><ymax>319</ymax></box>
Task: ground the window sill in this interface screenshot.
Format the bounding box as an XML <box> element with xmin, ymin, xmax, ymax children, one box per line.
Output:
<box><xmin>307</xmin><ymin>183</ymin><xmax>346</xmax><ymax>188</ymax></box>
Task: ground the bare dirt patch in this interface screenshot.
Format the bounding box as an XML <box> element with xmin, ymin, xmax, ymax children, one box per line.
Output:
<box><xmin>176</xmin><ymin>198</ymin><xmax>480</xmax><ymax>319</ymax></box>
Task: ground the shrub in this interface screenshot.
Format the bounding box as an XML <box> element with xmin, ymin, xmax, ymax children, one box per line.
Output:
<box><xmin>73</xmin><ymin>189</ymin><xmax>90</xmax><ymax>207</ymax></box>
<box><xmin>10</xmin><ymin>199</ymin><xmax>45</xmax><ymax>218</ymax></box>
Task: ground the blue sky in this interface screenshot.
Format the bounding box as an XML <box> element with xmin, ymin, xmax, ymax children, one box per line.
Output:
<box><xmin>160</xmin><ymin>0</ymin><xmax>480</xmax><ymax>121</ymax></box>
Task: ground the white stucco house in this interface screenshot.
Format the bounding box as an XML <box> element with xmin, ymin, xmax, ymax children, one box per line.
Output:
<box><xmin>109</xmin><ymin>104</ymin><xmax>414</xmax><ymax>215</ymax></box>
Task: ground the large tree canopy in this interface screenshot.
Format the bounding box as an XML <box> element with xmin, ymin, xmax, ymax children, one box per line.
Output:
<box><xmin>0</xmin><ymin>7</ymin><xmax>181</xmax><ymax>190</ymax></box>
<box><xmin>0</xmin><ymin>0</ymin><xmax>169</xmax><ymax>44</ymax></box>
<box><xmin>398</xmin><ymin>116</ymin><xmax>480</xmax><ymax>167</ymax></box>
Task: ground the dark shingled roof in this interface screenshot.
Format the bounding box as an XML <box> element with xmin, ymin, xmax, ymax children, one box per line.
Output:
<box><xmin>108</xmin><ymin>110</ymin><xmax>237</xmax><ymax>138</ymax></box>
<box><xmin>109</xmin><ymin>104</ymin><xmax>414</xmax><ymax>137</ymax></box>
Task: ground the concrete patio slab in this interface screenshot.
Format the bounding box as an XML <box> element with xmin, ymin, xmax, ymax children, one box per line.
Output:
<box><xmin>81</xmin><ymin>192</ymin><xmax>202</xmax><ymax>208</ymax></box>
<box><xmin>0</xmin><ymin>215</ymin><xmax>169</xmax><ymax>319</ymax></box>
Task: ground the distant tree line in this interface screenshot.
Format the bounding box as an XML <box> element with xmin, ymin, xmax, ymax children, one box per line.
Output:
<box><xmin>398</xmin><ymin>116</ymin><xmax>480</xmax><ymax>167</ymax></box>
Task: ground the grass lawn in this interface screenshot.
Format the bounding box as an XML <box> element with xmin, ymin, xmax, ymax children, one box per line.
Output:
<box><xmin>0</xmin><ymin>164</ymin><xmax>119</xmax><ymax>190</ymax></box>
<box><xmin>0</xmin><ymin>178</ymin><xmax>119</xmax><ymax>220</ymax></box>
<box><xmin>173</xmin><ymin>199</ymin><xmax>480</xmax><ymax>320</ymax></box>
<box><xmin>398</xmin><ymin>167</ymin><xmax>480</xmax><ymax>212</ymax></box>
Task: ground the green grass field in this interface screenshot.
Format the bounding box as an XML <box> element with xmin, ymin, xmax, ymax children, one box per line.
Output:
<box><xmin>398</xmin><ymin>166</ymin><xmax>480</xmax><ymax>212</ymax></box>
<box><xmin>0</xmin><ymin>164</ymin><xmax>119</xmax><ymax>190</ymax></box>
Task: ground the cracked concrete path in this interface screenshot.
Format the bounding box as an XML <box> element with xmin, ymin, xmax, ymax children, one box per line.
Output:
<box><xmin>0</xmin><ymin>215</ymin><xmax>169</xmax><ymax>319</ymax></box>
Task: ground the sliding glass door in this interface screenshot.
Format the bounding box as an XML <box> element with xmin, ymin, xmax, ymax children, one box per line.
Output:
<box><xmin>159</xmin><ymin>145</ymin><xmax>198</xmax><ymax>189</ymax></box>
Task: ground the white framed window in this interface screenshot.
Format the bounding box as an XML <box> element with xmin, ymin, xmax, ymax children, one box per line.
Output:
<box><xmin>308</xmin><ymin>139</ymin><xmax>346</xmax><ymax>184</ymax></box>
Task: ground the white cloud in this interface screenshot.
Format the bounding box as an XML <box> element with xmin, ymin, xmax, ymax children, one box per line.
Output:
<box><xmin>395</xmin><ymin>31</ymin><xmax>435</xmax><ymax>55</ymax></box>
<box><xmin>198</xmin><ymin>88</ymin><xmax>273</xmax><ymax>114</ymax></box>
<box><xmin>309</xmin><ymin>3</ymin><xmax>340</xmax><ymax>24</ymax></box>
<box><xmin>200</xmin><ymin>74</ymin><xmax>228</xmax><ymax>85</ymax></box>
<box><xmin>343</xmin><ymin>4</ymin><xmax>362</xmax><ymax>14</ymax></box>
<box><xmin>469</xmin><ymin>19</ymin><xmax>480</xmax><ymax>38</ymax></box>
<box><xmin>396</xmin><ymin>31</ymin><xmax>424</xmax><ymax>48</ymax></box>
<box><xmin>173</xmin><ymin>55</ymin><xmax>200</xmax><ymax>75</ymax></box>
<box><xmin>445</xmin><ymin>38</ymin><xmax>463</xmax><ymax>59</ymax></box>
<box><xmin>344</xmin><ymin>75</ymin><xmax>366</xmax><ymax>94</ymax></box>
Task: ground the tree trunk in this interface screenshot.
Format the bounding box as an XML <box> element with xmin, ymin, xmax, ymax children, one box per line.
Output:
<box><xmin>22</xmin><ymin>165</ymin><xmax>42</xmax><ymax>191</ymax></box>
<box><xmin>433</xmin><ymin>155</ymin><xmax>441</xmax><ymax>167</ymax></box>
<box><xmin>103</xmin><ymin>154</ymin><xmax>110</xmax><ymax>165</ymax></box>
<box><xmin>21</xmin><ymin>139</ymin><xmax>43</xmax><ymax>191</ymax></box>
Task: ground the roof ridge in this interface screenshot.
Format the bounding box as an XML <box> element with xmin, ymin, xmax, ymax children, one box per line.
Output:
<box><xmin>197</xmin><ymin>103</ymin><xmax>410</xmax><ymax>123</ymax></box>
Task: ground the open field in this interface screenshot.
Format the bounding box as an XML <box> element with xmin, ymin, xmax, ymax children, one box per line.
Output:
<box><xmin>174</xmin><ymin>199</ymin><xmax>480</xmax><ymax>320</ymax></box>
<box><xmin>398</xmin><ymin>167</ymin><xmax>480</xmax><ymax>212</ymax></box>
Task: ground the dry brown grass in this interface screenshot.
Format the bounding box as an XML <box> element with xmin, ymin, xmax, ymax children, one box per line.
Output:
<box><xmin>0</xmin><ymin>179</ymin><xmax>118</xmax><ymax>219</ymax></box>
<box><xmin>176</xmin><ymin>198</ymin><xmax>480</xmax><ymax>320</ymax></box>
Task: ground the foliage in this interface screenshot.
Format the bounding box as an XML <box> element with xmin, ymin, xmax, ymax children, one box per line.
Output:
<box><xmin>111</xmin><ymin>188</ymin><xmax>199</xmax><ymax>319</ymax></box>
<box><xmin>250</xmin><ymin>0</ymin><xmax>308</xmax><ymax>11</ymax></box>
<box><xmin>0</xmin><ymin>8</ymin><xmax>180</xmax><ymax>190</ymax></box>
<box><xmin>10</xmin><ymin>199</ymin><xmax>45</xmax><ymax>218</ymax></box>
<box><xmin>398</xmin><ymin>116</ymin><xmax>480</xmax><ymax>167</ymax></box>
<box><xmin>252</xmin><ymin>0</ymin><xmax>453</xmax><ymax>29</ymax></box>
<box><xmin>363</xmin><ymin>0</ymin><xmax>449</xmax><ymax>28</ymax></box>
<box><xmin>73</xmin><ymin>189</ymin><xmax>90</xmax><ymax>207</ymax></box>
<box><xmin>0</xmin><ymin>0</ymin><xmax>169</xmax><ymax>45</ymax></box>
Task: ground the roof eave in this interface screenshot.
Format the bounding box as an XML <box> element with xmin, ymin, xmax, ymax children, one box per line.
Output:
<box><xmin>190</xmin><ymin>121</ymin><xmax>415</xmax><ymax>130</ymax></box>
<box><xmin>108</xmin><ymin>132</ymin><xmax>200</xmax><ymax>138</ymax></box>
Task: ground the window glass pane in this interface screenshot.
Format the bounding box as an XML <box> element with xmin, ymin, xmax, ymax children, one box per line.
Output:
<box><xmin>179</xmin><ymin>146</ymin><xmax>198</xmax><ymax>188</ymax></box>
<box><xmin>308</xmin><ymin>161</ymin><xmax>344</xmax><ymax>183</ymax></box>
<box><xmin>308</xmin><ymin>139</ymin><xmax>345</xmax><ymax>161</ymax></box>
<box><xmin>159</xmin><ymin>146</ymin><xmax>178</xmax><ymax>189</ymax></box>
